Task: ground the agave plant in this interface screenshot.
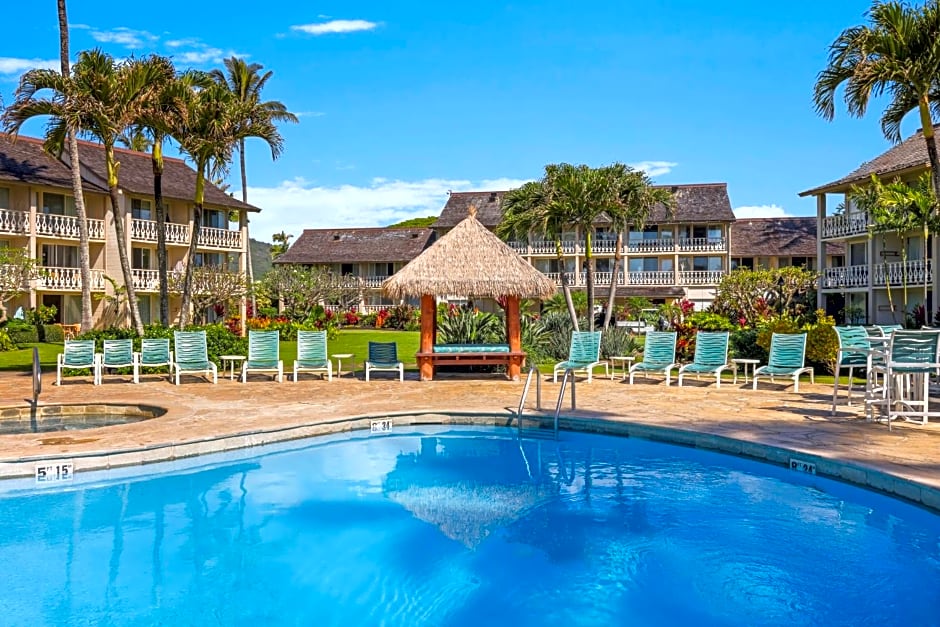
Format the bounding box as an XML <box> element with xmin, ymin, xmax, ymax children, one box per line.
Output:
<box><xmin>437</xmin><ymin>309</ymin><xmax>502</xmax><ymax>344</ymax></box>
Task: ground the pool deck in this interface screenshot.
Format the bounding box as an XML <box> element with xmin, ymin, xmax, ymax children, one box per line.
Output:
<box><xmin>1</xmin><ymin>369</ymin><xmax>939</xmax><ymax>507</ymax></box>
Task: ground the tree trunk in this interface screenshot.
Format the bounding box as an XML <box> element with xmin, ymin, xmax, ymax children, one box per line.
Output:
<box><xmin>584</xmin><ymin>229</ymin><xmax>595</xmax><ymax>332</ymax></box>
<box><xmin>555</xmin><ymin>240</ymin><xmax>579</xmax><ymax>331</ymax></box>
<box><xmin>106</xmin><ymin>146</ymin><xmax>144</xmax><ymax>335</ymax></box>
<box><xmin>57</xmin><ymin>0</ymin><xmax>94</xmax><ymax>333</ymax></box>
<box><xmin>925</xmin><ymin>226</ymin><xmax>930</xmax><ymax>312</ymax></box>
<box><xmin>152</xmin><ymin>138</ymin><xmax>169</xmax><ymax>327</ymax></box>
<box><xmin>603</xmin><ymin>232</ymin><xmax>623</xmax><ymax>328</ymax></box>
<box><xmin>239</xmin><ymin>140</ymin><xmax>256</xmax><ymax>315</ymax></box>
<box><xmin>918</xmin><ymin>100</ymin><xmax>940</xmax><ymax>309</ymax></box>
<box><xmin>180</xmin><ymin>160</ymin><xmax>206</xmax><ymax>327</ymax></box>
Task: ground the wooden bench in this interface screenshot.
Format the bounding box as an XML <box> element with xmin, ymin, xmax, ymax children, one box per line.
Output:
<box><xmin>416</xmin><ymin>344</ymin><xmax>526</xmax><ymax>381</ymax></box>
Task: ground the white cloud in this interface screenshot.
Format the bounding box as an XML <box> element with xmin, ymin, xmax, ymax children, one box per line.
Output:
<box><xmin>239</xmin><ymin>177</ymin><xmax>530</xmax><ymax>242</ymax></box>
<box><xmin>290</xmin><ymin>19</ymin><xmax>379</xmax><ymax>35</ymax></box>
<box><xmin>176</xmin><ymin>47</ymin><xmax>225</xmax><ymax>64</ymax></box>
<box><xmin>0</xmin><ymin>57</ymin><xmax>58</xmax><ymax>75</ymax></box>
<box><xmin>629</xmin><ymin>160</ymin><xmax>677</xmax><ymax>177</ymax></box>
<box><xmin>734</xmin><ymin>204</ymin><xmax>791</xmax><ymax>219</ymax></box>
<box><xmin>295</xmin><ymin>111</ymin><xmax>326</xmax><ymax>118</ymax></box>
<box><xmin>165</xmin><ymin>38</ymin><xmax>201</xmax><ymax>48</ymax></box>
<box><xmin>89</xmin><ymin>27</ymin><xmax>158</xmax><ymax>49</ymax></box>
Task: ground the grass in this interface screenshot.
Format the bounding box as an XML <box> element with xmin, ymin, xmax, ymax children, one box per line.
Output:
<box><xmin>282</xmin><ymin>329</ymin><xmax>421</xmax><ymax>369</ymax></box>
<box><xmin>0</xmin><ymin>343</ymin><xmax>62</xmax><ymax>371</ymax></box>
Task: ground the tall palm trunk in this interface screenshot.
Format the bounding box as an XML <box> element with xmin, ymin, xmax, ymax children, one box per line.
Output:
<box><xmin>556</xmin><ymin>240</ymin><xmax>579</xmax><ymax>331</ymax></box>
<box><xmin>239</xmin><ymin>139</ymin><xmax>255</xmax><ymax>315</ymax></box>
<box><xmin>152</xmin><ymin>137</ymin><xmax>169</xmax><ymax>326</ymax></box>
<box><xmin>179</xmin><ymin>161</ymin><xmax>205</xmax><ymax>327</ymax></box>
<box><xmin>925</xmin><ymin>225</ymin><xmax>930</xmax><ymax>309</ymax></box>
<box><xmin>918</xmin><ymin>99</ymin><xmax>940</xmax><ymax>310</ymax></box>
<box><xmin>105</xmin><ymin>145</ymin><xmax>144</xmax><ymax>335</ymax></box>
<box><xmin>602</xmin><ymin>232</ymin><xmax>623</xmax><ymax>328</ymax></box>
<box><xmin>57</xmin><ymin>0</ymin><xmax>93</xmax><ymax>332</ymax></box>
<box><xmin>584</xmin><ymin>230</ymin><xmax>595</xmax><ymax>332</ymax></box>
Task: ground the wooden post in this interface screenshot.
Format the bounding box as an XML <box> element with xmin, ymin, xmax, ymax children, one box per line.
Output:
<box><xmin>505</xmin><ymin>295</ymin><xmax>522</xmax><ymax>381</ymax></box>
<box><xmin>419</xmin><ymin>294</ymin><xmax>436</xmax><ymax>381</ymax></box>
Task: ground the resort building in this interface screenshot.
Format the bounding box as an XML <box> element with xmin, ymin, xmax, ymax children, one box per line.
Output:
<box><xmin>273</xmin><ymin>227</ymin><xmax>435</xmax><ymax>311</ymax></box>
<box><xmin>801</xmin><ymin>126</ymin><xmax>937</xmax><ymax>324</ymax></box>
<box><xmin>0</xmin><ymin>134</ymin><xmax>255</xmax><ymax>326</ymax></box>
<box><xmin>731</xmin><ymin>217</ymin><xmax>844</xmax><ymax>271</ymax></box>
<box><xmin>433</xmin><ymin>184</ymin><xmax>736</xmax><ymax>309</ymax></box>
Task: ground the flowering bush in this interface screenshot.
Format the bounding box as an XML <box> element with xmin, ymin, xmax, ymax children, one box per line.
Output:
<box><xmin>343</xmin><ymin>309</ymin><xmax>360</xmax><ymax>326</ymax></box>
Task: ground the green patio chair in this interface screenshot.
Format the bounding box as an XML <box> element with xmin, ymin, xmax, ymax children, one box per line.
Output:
<box><xmin>831</xmin><ymin>326</ymin><xmax>874</xmax><ymax>414</ymax></box>
<box><xmin>365</xmin><ymin>341</ymin><xmax>403</xmax><ymax>381</ymax></box>
<box><xmin>752</xmin><ymin>333</ymin><xmax>813</xmax><ymax>392</ymax></box>
<box><xmin>629</xmin><ymin>331</ymin><xmax>678</xmax><ymax>385</ymax></box>
<box><xmin>172</xmin><ymin>330</ymin><xmax>217</xmax><ymax>385</ymax></box>
<box><xmin>876</xmin><ymin>324</ymin><xmax>903</xmax><ymax>336</ymax></box>
<box><xmin>294</xmin><ymin>330</ymin><xmax>332</xmax><ymax>382</ymax></box>
<box><xmin>677</xmin><ymin>331</ymin><xmax>730</xmax><ymax>388</ymax></box>
<box><xmin>553</xmin><ymin>331</ymin><xmax>608</xmax><ymax>383</ymax></box>
<box><xmin>242</xmin><ymin>330</ymin><xmax>283</xmax><ymax>383</ymax></box>
<box><xmin>98</xmin><ymin>338</ymin><xmax>138</xmax><ymax>384</ymax></box>
<box><xmin>138</xmin><ymin>338</ymin><xmax>173</xmax><ymax>382</ymax></box>
<box><xmin>56</xmin><ymin>339</ymin><xmax>97</xmax><ymax>386</ymax></box>
<box><xmin>866</xmin><ymin>330</ymin><xmax>940</xmax><ymax>429</ymax></box>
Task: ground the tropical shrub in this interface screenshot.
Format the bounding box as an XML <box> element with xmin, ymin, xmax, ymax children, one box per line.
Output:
<box><xmin>538</xmin><ymin>311</ymin><xmax>576</xmax><ymax>360</ymax></box>
<box><xmin>601</xmin><ymin>327</ymin><xmax>641</xmax><ymax>359</ymax></box>
<box><xmin>712</xmin><ymin>267</ymin><xmax>817</xmax><ymax>325</ymax></box>
<box><xmin>520</xmin><ymin>315</ymin><xmax>551</xmax><ymax>363</ymax></box>
<box><xmin>756</xmin><ymin>315</ymin><xmax>801</xmax><ymax>352</ymax></box>
<box><xmin>42</xmin><ymin>324</ymin><xmax>65</xmax><ymax>343</ymax></box>
<box><xmin>437</xmin><ymin>309</ymin><xmax>502</xmax><ymax>344</ymax></box>
<box><xmin>729</xmin><ymin>327</ymin><xmax>766</xmax><ymax>361</ymax></box>
<box><xmin>804</xmin><ymin>310</ymin><xmax>839</xmax><ymax>374</ymax></box>
<box><xmin>25</xmin><ymin>304</ymin><xmax>57</xmax><ymax>326</ymax></box>
<box><xmin>0</xmin><ymin>329</ymin><xmax>15</xmax><ymax>351</ymax></box>
<box><xmin>385</xmin><ymin>304</ymin><xmax>420</xmax><ymax>331</ymax></box>
<box><xmin>6</xmin><ymin>320</ymin><xmax>39</xmax><ymax>345</ymax></box>
<box><xmin>687</xmin><ymin>311</ymin><xmax>735</xmax><ymax>332</ymax></box>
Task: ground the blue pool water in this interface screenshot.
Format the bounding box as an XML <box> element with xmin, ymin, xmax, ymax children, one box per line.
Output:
<box><xmin>0</xmin><ymin>426</ymin><xmax>939</xmax><ymax>626</ymax></box>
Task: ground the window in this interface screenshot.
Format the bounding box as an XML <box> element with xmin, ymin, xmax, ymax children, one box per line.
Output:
<box><xmin>629</xmin><ymin>257</ymin><xmax>660</xmax><ymax>272</ymax></box>
<box><xmin>731</xmin><ymin>257</ymin><xmax>754</xmax><ymax>270</ymax></box>
<box><xmin>595</xmin><ymin>258</ymin><xmax>612</xmax><ymax>272</ymax></box>
<box><xmin>132</xmin><ymin>247</ymin><xmax>153</xmax><ymax>269</ymax></box>
<box><xmin>0</xmin><ymin>187</ymin><xmax>9</xmax><ymax>210</ymax></box>
<box><xmin>372</xmin><ymin>262</ymin><xmax>394</xmax><ymax>277</ymax></box>
<box><xmin>790</xmin><ymin>256</ymin><xmax>813</xmax><ymax>269</ymax></box>
<box><xmin>850</xmin><ymin>243</ymin><xmax>867</xmax><ymax>266</ymax></box>
<box><xmin>131</xmin><ymin>198</ymin><xmax>152</xmax><ymax>220</ymax></box>
<box><xmin>707</xmin><ymin>225</ymin><xmax>723</xmax><ymax>240</ymax></box>
<box><xmin>629</xmin><ymin>226</ymin><xmax>660</xmax><ymax>241</ymax></box>
<box><xmin>341</xmin><ymin>263</ymin><xmax>355</xmax><ymax>276</ymax></box>
<box><xmin>63</xmin><ymin>295</ymin><xmax>81</xmax><ymax>325</ymax></box>
<box><xmin>595</xmin><ymin>228</ymin><xmax>617</xmax><ymax>242</ymax></box>
<box><xmin>683</xmin><ymin>256</ymin><xmax>723</xmax><ymax>271</ymax></box>
<box><xmin>138</xmin><ymin>295</ymin><xmax>152</xmax><ymax>325</ymax></box>
<box><xmin>194</xmin><ymin>252</ymin><xmax>226</xmax><ymax>267</ymax></box>
<box><xmin>42</xmin><ymin>193</ymin><xmax>76</xmax><ymax>216</ymax></box>
<box><xmin>203</xmin><ymin>209</ymin><xmax>228</xmax><ymax>229</ymax></box>
<box><xmin>41</xmin><ymin>244</ymin><xmax>79</xmax><ymax>267</ymax></box>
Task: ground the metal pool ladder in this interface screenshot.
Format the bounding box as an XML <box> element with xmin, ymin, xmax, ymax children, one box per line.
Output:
<box><xmin>515</xmin><ymin>365</ymin><xmax>575</xmax><ymax>440</ymax></box>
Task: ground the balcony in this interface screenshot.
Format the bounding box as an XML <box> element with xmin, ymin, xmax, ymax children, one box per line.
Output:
<box><xmin>35</xmin><ymin>213</ymin><xmax>105</xmax><ymax>240</ymax></box>
<box><xmin>0</xmin><ymin>209</ymin><xmax>29</xmax><ymax>235</ymax></box>
<box><xmin>822</xmin><ymin>264</ymin><xmax>869</xmax><ymax>289</ymax></box>
<box><xmin>131</xmin><ymin>219</ymin><xmax>190</xmax><ymax>245</ymax></box>
<box><xmin>547</xmin><ymin>270</ymin><xmax>726</xmax><ymax>287</ymax></box>
<box><xmin>131</xmin><ymin>268</ymin><xmax>160</xmax><ymax>292</ymax></box>
<box><xmin>821</xmin><ymin>212</ymin><xmax>870</xmax><ymax>240</ymax></box>
<box><xmin>677</xmin><ymin>238</ymin><xmax>726</xmax><ymax>253</ymax></box>
<box><xmin>871</xmin><ymin>259</ymin><xmax>931</xmax><ymax>287</ymax></box>
<box><xmin>37</xmin><ymin>266</ymin><xmax>105</xmax><ymax>291</ymax></box>
<box><xmin>625</xmin><ymin>239</ymin><xmax>675</xmax><ymax>254</ymax></box>
<box><xmin>197</xmin><ymin>226</ymin><xmax>242</xmax><ymax>249</ymax></box>
<box><xmin>679</xmin><ymin>270</ymin><xmax>724</xmax><ymax>285</ymax></box>
<box><xmin>361</xmin><ymin>275</ymin><xmax>389</xmax><ymax>288</ymax></box>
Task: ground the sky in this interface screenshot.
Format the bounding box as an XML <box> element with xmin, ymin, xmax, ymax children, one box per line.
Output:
<box><xmin>0</xmin><ymin>0</ymin><xmax>912</xmax><ymax>242</ymax></box>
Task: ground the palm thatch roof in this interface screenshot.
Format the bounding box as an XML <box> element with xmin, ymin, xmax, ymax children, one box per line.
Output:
<box><xmin>383</xmin><ymin>209</ymin><xmax>556</xmax><ymax>299</ymax></box>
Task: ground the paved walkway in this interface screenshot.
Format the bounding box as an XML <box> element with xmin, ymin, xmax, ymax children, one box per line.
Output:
<box><xmin>1</xmin><ymin>369</ymin><xmax>939</xmax><ymax>498</ymax></box>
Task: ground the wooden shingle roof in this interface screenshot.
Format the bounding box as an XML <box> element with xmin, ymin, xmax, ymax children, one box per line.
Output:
<box><xmin>799</xmin><ymin>125</ymin><xmax>939</xmax><ymax>196</ymax></box>
<box><xmin>433</xmin><ymin>183</ymin><xmax>735</xmax><ymax>228</ymax></box>
<box><xmin>275</xmin><ymin>227</ymin><xmax>435</xmax><ymax>265</ymax></box>
<box><xmin>0</xmin><ymin>134</ymin><xmax>105</xmax><ymax>191</ymax></box>
<box><xmin>730</xmin><ymin>217</ymin><xmax>844</xmax><ymax>257</ymax></box>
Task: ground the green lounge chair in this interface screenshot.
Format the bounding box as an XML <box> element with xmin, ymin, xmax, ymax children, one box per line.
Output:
<box><xmin>365</xmin><ymin>342</ymin><xmax>403</xmax><ymax>381</ymax></box>
<box><xmin>242</xmin><ymin>330</ymin><xmax>283</xmax><ymax>383</ymax></box>
<box><xmin>867</xmin><ymin>330</ymin><xmax>940</xmax><ymax>428</ymax></box>
<box><xmin>629</xmin><ymin>331</ymin><xmax>678</xmax><ymax>385</ymax></box>
<box><xmin>56</xmin><ymin>339</ymin><xmax>97</xmax><ymax>386</ymax></box>
<box><xmin>553</xmin><ymin>331</ymin><xmax>608</xmax><ymax>383</ymax></box>
<box><xmin>876</xmin><ymin>324</ymin><xmax>903</xmax><ymax>336</ymax></box>
<box><xmin>294</xmin><ymin>330</ymin><xmax>332</xmax><ymax>382</ymax></box>
<box><xmin>831</xmin><ymin>326</ymin><xmax>874</xmax><ymax>414</ymax></box>
<box><xmin>677</xmin><ymin>331</ymin><xmax>730</xmax><ymax>388</ymax></box>
<box><xmin>98</xmin><ymin>338</ymin><xmax>138</xmax><ymax>384</ymax></box>
<box><xmin>752</xmin><ymin>332</ymin><xmax>813</xmax><ymax>392</ymax></box>
<box><xmin>172</xmin><ymin>330</ymin><xmax>218</xmax><ymax>385</ymax></box>
<box><xmin>138</xmin><ymin>338</ymin><xmax>173</xmax><ymax>381</ymax></box>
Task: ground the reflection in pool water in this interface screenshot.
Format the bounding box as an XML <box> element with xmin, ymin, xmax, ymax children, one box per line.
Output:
<box><xmin>0</xmin><ymin>426</ymin><xmax>938</xmax><ymax>626</ymax></box>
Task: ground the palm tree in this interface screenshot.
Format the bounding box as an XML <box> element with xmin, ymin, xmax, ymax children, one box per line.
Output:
<box><xmin>3</xmin><ymin>50</ymin><xmax>160</xmax><ymax>334</ymax></box>
<box><xmin>210</xmin><ymin>57</ymin><xmax>298</xmax><ymax>315</ymax></box>
<box><xmin>497</xmin><ymin>178</ymin><xmax>581</xmax><ymax>330</ymax></box>
<box><xmin>601</xmin><ymin>165</ymin><xmax>677</xmax><ymax>328</ymax></box>
<box><xmin>56</xmin><ymin>0</ymin><xmax>94</xmax><ymax>333</ymax></box>
<box><xmin>173</xmin><ymin>82</ymin><xmax>283</xmax><ymax>326</ymax></box>
<box><xmin>815</xmin><ymin>1</ymin><xmax>940</xmax><ymax>206</ymax></box>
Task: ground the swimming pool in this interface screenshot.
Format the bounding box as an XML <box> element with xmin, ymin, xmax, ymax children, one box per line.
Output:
<box><xmin>0</xmin><ymin>425</ymin><xmax>938</xmax><ymax>626</ymax></box>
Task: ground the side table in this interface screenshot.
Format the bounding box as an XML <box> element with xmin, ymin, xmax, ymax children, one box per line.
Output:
<box><xmin>732</xmin><ymin>358</ymin><xmax>761</xmax><ymax>384</ymax></box>
<box><xmin>220</xmin><ymin>355</ymin><xmax>246</xmax><ymax>381</ymax></box>
<box><xmin>332</xmin><ymin>353</ymin><xmax>355</xmax><ymax>377</ymax></box>
<box><xmin>608</xmin><ymin>356</ymin><xmax>636</xmax><ymax>380</ymax></box>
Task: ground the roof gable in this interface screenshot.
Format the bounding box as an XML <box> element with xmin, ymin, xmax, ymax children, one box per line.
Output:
<box><xmin>275</xmin><ymin>227</ymin><xmax>435</xmax><ymax>265</ymax></box>
<box><xmin>0</xmin><ymin>134</ymin><xmax>106</xmax><ymax>192</ymax></box>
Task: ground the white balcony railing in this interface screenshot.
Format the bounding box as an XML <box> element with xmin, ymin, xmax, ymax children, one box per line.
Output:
<box><xmin>679</xmin><ymin>270</ymin><xmax>724</xmax><ymax>285</ymax></box>
<box><xmin>35</xmin><ymin>213</ymin><xmax>105</xmax><ymax>240</ymax></box>
<box><xmin>677</xmin><ymin>238</ymin><xmax>726</xmax><ymax>253</ymax></box>
<box><xmin>822</xmin><ymin>264</ymin><xmax>869</xmax><ymax>289</ymax></box>
<box><xmin>197</xmin><ymin>226</ymin><xmax>242</xmax><ymax>249</ymax></box>
<box><xmin>361</xmin><ymin>275</ymin><xmax>389</xmax><ymax>288</ymax></box>
<box><xmin>871</xmin><ymin>259</ymin><xmax>932</xmax><ymax>287</ymax></box>
<box><xmin>508</xmin><ymin>241</ymin><xmax>528</xmax><ymax>254</ymax></box>
<box><xmin>37</xmin><ymin>266</ymin><xmax>105</xmax><ymax>291</ymax></box>
<box><xmin>626</xmin><ymin>239</ymin><xmax>675</xmax><ymax>254</ymax></box>
<box><xmin>821</xmin><ymin>212</ymin><xmax>870</xmax><ymax>240</ymax></box>
<box><xmin>626</xmin><ymin>271</ymin><xmax>675</xmax><ymax>285</ymax></box>
<box><xmin>0</xmin><ymin>209</ymin><xmax>29</xmax><ymax>235</ymax></box>
<box><xmin>527</xmin><ymin>240</ymin><xmax>577</xmax><ymax>255</ymax></box>
<box><xmin>131</xmin><ymin>268</ymin><xmax>160</xmax><ymax>291</ymax></box>
<box><xmin>131</xmin><ymin>219</ymin><xmax>190</xmax><ymax>245</ymax></box>
<box><xmin>592</xmin><ymin>240</ymin><xmax>619</xmax><ymax>254</ymax></box>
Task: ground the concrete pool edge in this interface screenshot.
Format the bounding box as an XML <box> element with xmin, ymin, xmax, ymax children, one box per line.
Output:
<box><xmin>0</xmin><ymin>410</ymin><xmax>937</xmax><ymax>513</ymax></box>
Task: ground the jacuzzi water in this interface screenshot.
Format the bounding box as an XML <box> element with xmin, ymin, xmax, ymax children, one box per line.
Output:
<box><xmin>0</xmin><ymin>426</ymin><xmax>938</xmax><ymax>626</ymax></box>
<box><xmin>0</xmin><ymin>412</ymin><xmax>151</xmax><ymax>435</ymax></box>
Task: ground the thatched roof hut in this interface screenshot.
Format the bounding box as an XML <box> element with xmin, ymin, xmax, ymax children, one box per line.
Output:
<box><xmin>382</xmin><ymin>210</ymin><xmax>556</xmax><ymax>300</ymax></box>
<box><xmin>382</xmin><ymin>208</ymin><xmax>556</xmax><ymax>381</ymax></box>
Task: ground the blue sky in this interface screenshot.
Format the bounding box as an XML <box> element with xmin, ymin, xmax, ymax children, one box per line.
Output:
<box><xmin>0</xmin><ymin>0</ymin><xmax>909</xmax><ymax>241</ymax></box>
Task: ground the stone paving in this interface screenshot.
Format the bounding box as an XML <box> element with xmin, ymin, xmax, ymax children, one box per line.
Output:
<box><xmin>0</xmin><ymin>368</ymin><xmax>938</xmax><ymax>497</ymax></box>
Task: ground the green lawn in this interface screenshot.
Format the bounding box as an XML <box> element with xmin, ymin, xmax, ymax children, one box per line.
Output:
<box><xmin>284</xmin><ymin>329</ymin><xmax>421</xmax><ymax>369</ymax></box>
<box><xmin>0</xmin><ymin>343</ymin><xmax>62</xmax><ymax>371</ymax></box>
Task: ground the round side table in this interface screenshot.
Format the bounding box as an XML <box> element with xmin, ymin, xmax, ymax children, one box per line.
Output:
<box><xmin>220</xmin><ymin>355</ymin><xmax>246</xmax><ymax>381</ymax></box>
<box><xmin>732</xmin><ymin>358</ymin><xmax>760</xmax><ymax>384</ymax></box>
<box><xmin>608</xmin><ymin>356</ymin><xmax>636</xmax><ymax>380</ymax></box>
<box><xmin>332</xmin><ymin>353</ymin><xmax>355</xmax><ymax>377</ymax></box>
